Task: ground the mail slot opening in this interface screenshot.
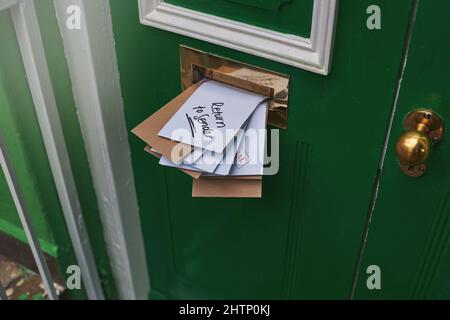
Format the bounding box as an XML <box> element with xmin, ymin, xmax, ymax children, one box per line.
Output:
<box><xmin>180</xmin><ymin>46</ymin><xmax>290</xmax><ymax>129</ymax></box>
<box><xmin>131</xmin><ymin>46</ymin><xmax>288</xmax><ymax>198</ymax></box>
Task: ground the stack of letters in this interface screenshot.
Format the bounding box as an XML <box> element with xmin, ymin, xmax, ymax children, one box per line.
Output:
<box><xmin>132</xmin><ymin>80</ymin><xmax>269</xmax><ymax>198</ymax></box>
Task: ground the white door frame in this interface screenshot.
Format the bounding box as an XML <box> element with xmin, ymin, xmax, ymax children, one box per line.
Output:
<box><xmin>0</xmin><ymin>0</ymin><xmax>104</xmax><ymax>299</ymax></box>
<box><xmin>53</xmin><ymin>0</ymin><xmax>150</xmax><ymax>300</ymax></box>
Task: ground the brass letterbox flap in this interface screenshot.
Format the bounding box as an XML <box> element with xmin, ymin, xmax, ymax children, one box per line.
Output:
<box><xmin>180</xmin><ymin>46</ymin><xmax>290</xmax><ymax>129</ymax></box>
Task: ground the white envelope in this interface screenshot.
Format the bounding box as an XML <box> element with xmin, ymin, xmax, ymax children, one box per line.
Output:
<box><xmin>182</xmin><ymin>147</ymin><xmax>207</xmax><ymax>165</ymax></box>
<box><xmin>159</xmin><ymin>155</ymin><xmax>206</xmax><ymax>173</ymax></box>
<box><xmin>159</xmin><ymin>123</ymin><xmax>247</xmax><ymax>174</ymax></box>
<box><xmin>227</xmin><ymin>102</ymin><xmax>267</xmax><ymax>176</ymax></box>
<box><xmin>209</xmin><ymin>123</ymin><xmax>247</xmax><ymax>176</ymax></box>
<box><xmin>158</xmin><ymin>80</ymin><xmax>267</xmax><ymax>153</ymax></box>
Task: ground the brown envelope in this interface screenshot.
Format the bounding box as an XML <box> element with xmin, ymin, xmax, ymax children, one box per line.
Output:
<box><xmin>134</xmin><ymin>79</ymin><xmax>264</xmax><ymax>198</ymax></box>
<box><xmin>192</xmin><ymin>177</ymin><xmax>262</xmax><ymax>198</ymax></box>
<box><xmin>131</xmin><ymin>81</ymin><xmax>206</xmax><ymax>163</ymax></box>
<box><xmin>144</xmin><ymin>145</ymin><xmax>202</xmax><ymax>179</ymax></box>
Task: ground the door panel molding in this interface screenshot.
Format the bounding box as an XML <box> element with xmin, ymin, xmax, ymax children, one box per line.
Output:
<box><xmin>282</xmin><ymin>141</ymin><xmax>311</xmax><ymax>298</ymax></box>
<box><xmin>411</xmin><ymin>190</ymin><xmax>450</xmax><ymax>299</ymax></box>
<box><xmin>138</xmin><ymin>0</ymin><xmax>338</xmax><ymax>75</ymax></box>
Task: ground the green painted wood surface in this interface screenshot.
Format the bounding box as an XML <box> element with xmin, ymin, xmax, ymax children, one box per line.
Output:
<box><xmin>0</xmin><ymin>1</ymin><xmax>118</xmax><ymax>299</ymax></box>
<box><xmin>354</xmin><ymin>0</ymin><xmax>450</xmax><ymax>300</ymax></box>
<box><xmin>226</xmin><ymin>0</ymin><xmax>291</xmax><ymax>12</ymax></box>
<box><xmin>0</xmin><ymin>10</ymin><xmax>57</xmax><ymax>255</ymax></box>
<box><xmin>0</xmin><ymin>9</ymin><xmax>86</xmax><ymax>299</ymax></box>
<box><xmin>165</xmin><ymin>0</ymin><xmax>313</xmax><ymax>37</ymax></box>
<box><xmin>110</xmin><ymin>0</ymin><xmax>412</xmax><ymax>299</ymax></box>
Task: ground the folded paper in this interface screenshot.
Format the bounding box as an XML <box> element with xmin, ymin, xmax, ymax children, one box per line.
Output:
<box><xmin>158</xmin><ymin>80</ymin><xmax>267</xmax><ymax>153</ymax></box>
<box><xmin>143</xmin><ymin>146</ymin><xmax>202</xmax><ymax>179</ymax></box>
<box><xmin>132</xmin><ymin>81</ymin><xmax>205</xmax><ymax>163</ymax></box>
<box><xmin>133</xmin><ymin>73</ymin><xmax>271</xmax><ymax>198</ymax></box>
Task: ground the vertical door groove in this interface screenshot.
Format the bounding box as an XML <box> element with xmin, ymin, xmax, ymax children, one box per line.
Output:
<box><xmin>350</xmin><ymin>0</ymin><xmax>421</xmax><ymax>299</ymax></box>
<box><xmin>411</xmin><ymin>190</ymin><xmax>450</xmax><ymax>299</ymax></box>
<box><xmin>282</xmin><ymin>141</ymin><xmax>311</xmax><ymax>299</ymax></box>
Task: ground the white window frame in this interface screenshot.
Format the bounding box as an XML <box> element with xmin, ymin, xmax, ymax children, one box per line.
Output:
<box><xmin>138</xmin><ymin>0</ymin><xmax>338</xmax><ymax>75</ymax></box>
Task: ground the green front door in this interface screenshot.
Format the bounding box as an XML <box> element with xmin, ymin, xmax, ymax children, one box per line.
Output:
<box><xmin>354</xmin><ymin>0</ymin><xmax>450</xmax><ymax>299</ymax></box>
<box><xmin>109</xmin><ymin>0</ymin><xmax>448</xmax><ymax>299</ymax></box>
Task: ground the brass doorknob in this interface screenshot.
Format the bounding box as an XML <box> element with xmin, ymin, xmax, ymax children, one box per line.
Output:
<box><xmin>396</xmin><ymin>109</ymin><xmax>444</xmax><ymax>177</ymax></box>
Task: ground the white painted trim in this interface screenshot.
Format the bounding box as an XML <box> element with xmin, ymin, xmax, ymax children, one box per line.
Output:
<box><xmin>0</xmin><ymin>0</ymin><xmax>17</xmax><ymax>11</ymax></box>
<box><xmin>1</xmin><ymin>0</ymin><xmax>105</xmax><ymax>299</ymax></box>
<box><xmin>139</xmin><ymin>0</ymin><xmax>338</xmax><ymax>75</ymax></box>
<box><xmin>54</xmin><ymin>0</ymin><xmax>150</xmax><ymax>300</ymax></box>
<box><xmin>0</xmin><ymin>135</ymin><xmax>59</xmax><ymax>300</ymax></box>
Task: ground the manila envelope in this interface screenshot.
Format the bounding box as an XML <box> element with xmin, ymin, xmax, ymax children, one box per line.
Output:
<box><xmin>192</xmin><ymin>177</ymin><xmax>262</xmax><ymax>198</ymax></box>
<box><xmin>132</xmin><ymin>81</ymin><xmax>206</xmax><ymax>163</ymax></box>
<box><xmin>134</xmin><ymin>78</ymin><xmax>263</xmax><ymax>198</ymax></box>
